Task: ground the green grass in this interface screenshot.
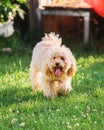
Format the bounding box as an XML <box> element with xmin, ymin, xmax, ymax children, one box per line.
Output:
<box><xmin>0</xmin><ymin>38</ymin><xmax>104</xmax><ymax>130</ymax></box>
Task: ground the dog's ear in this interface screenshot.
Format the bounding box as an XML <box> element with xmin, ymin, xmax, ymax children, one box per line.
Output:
<box><xmin>67</xmin><ymin>64</ymin><xmax>76</xmax><ymax>77</ymax></box>
<box><xmin>45</xmin><ymin>65</ymin><xmax>52</xmax><ymax>77</ymax></box>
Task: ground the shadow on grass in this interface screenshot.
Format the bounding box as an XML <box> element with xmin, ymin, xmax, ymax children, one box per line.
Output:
<box><xmin>0</xmin><ymin>86</ymin><xmax>45</xmax><ymax>107</ymax></box>
<box><xmin>0</xmin><ymin>85</ymin><xmax>73</xmax><ymax>107</ymax></box>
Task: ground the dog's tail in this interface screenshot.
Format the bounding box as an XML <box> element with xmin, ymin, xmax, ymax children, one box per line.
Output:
<box><xmin>42</xmin><ymin>32</ymin><xmax>62</xmax><ymax>46</ymax></box>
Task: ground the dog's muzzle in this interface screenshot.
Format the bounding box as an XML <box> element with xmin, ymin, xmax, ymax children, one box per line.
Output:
<box><xmin>54</xmin><ymin>62</ymin><xmax>63</xmax><ymax>77</ymax></box>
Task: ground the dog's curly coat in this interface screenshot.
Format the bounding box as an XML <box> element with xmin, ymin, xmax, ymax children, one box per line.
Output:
<box><xmin>30</xmin><ymin>33</ymin><xmax>76</xmax><ymax>98</ymax></box>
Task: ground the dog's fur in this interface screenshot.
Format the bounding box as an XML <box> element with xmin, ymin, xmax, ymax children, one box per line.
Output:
<box><xmin>30</xmin><ymin>33</ymin><xmax>76</xmax><ymax>98</ymax></box>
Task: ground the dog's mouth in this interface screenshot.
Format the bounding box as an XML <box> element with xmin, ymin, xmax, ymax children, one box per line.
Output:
<box><xmin>54</xmin><ymin>67</ymin><xmax>62</xmax><ymax>77</ymax></box>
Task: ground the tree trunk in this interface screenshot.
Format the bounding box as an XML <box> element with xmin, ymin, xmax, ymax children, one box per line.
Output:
<box><xmin>29</xmin><ymin>0</ymin><xmax>38</xmax><ymax>32</ymax></box>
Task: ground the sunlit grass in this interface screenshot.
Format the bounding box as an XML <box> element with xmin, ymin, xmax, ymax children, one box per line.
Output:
<box><xmin>0</xmin><ymin>46</ymin><xmax>104</xmax><ymax>130</ymax></box>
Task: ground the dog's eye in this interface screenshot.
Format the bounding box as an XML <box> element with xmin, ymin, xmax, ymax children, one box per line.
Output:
<box><xmin>53</xmin><ymin>57</ymin><xmax>56</xmax><ymax>59</ymax></box>
<box><xmin>61</xmin><ymin>57</ymin><xmax>64</xmax><ymax>61</ymax></box>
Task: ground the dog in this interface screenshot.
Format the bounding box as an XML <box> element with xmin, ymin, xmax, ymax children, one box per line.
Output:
<box><xmin>30</xmin><ymin>33</ymin><xmax>76</xmax><ymax>98</ymax></box>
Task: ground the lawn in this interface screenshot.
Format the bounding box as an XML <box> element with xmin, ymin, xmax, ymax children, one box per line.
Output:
<box><xmin>0</xmin><ymin>38</ymin><xmax>104</xmax><ymax>130</ymax></box>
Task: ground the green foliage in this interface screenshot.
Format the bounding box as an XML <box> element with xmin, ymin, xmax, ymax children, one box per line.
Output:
<box><xmin>0</xmin><ymin>39</ymin><xmax>104</xmax><ymax>129</ymax></box>
<box><xmin>0</xmin><ymin>0</ymin><xmax>27</xmax><ymax>22</ymax></box>
<box><xmin>0</xmin><ymin>32</ymin><xmax>22</xmax><ymax>51</ymax></box>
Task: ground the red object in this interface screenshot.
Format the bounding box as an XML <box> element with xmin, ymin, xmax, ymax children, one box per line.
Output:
<box><xmin>84</xmin><ymin>0</ymin><xmax>104</xmax><ymax>17</ymax></box>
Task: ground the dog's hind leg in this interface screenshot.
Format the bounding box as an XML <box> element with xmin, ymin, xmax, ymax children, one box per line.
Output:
<box><xmin>30</xmin><ymin>65</ymin><xmax>42</xmax><ymax>91</ymax></box>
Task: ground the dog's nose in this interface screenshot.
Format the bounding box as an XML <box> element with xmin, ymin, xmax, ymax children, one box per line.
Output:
<box><xmin>55</xmin><ymin>62</ymin><xmax>60</xmax><ymax>67</ymax></box>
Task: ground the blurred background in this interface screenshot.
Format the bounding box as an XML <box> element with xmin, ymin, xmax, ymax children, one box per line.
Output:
<box><xmin>0</xmin><ymin>0</ymin><xmax>104</xmax><ymax>52</ymax></box>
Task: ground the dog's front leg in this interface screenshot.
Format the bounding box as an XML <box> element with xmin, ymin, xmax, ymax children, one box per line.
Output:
<box><xmin>43</xmin><ymin>81</ymin><xmax>57</xmax><ymax>99</ymax></box>
<box><xmin>57</xmin><ymin>79</ymin><xmax>72</xmax><ymax>96</ymax></box>
<box><xmin>62</xmin><ymin>78</ymin><xmax>72</xmax><ymax>93</ymax></box>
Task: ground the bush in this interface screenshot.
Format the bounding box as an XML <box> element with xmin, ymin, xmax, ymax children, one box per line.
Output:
<box><xmin>0</xmin><ymin>0</ymin><xmax>27</xmax><ymax>23</ymax></box>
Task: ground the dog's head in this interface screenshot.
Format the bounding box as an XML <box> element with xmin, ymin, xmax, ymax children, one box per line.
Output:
<box><xmin>45</xmin><ymin>46</ymin><xmax>76</xmax><ymax>79</ymax></box>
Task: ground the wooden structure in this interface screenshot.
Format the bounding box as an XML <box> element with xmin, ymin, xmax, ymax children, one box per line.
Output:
<box><xmin>37</xmin><ymin>0</ymin><xmax>92</xmax><ymax>45</ymax></box>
